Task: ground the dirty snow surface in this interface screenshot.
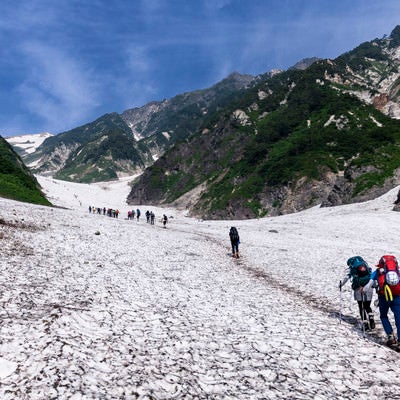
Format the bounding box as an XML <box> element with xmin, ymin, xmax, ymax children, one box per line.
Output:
<box><xmin>1</xmin><ymin>176</ymin><xmax>400</xmax><ymax>399</ymax></box>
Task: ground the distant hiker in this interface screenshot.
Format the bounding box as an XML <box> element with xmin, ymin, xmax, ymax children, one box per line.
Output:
<box><xmin>362</xmin><ymin>255</ymin><xmax>400</xmax><ymax>346</ymax></box>
<box><xmin>340</xmin><ymin>256</ymin><xmax>375</xmax><ymax>330</ymax></box>
<box><xmin>162</xmin><ymin>214</ymin><xmax>168</xmax><ymax>228</ymax></box>
<box><xmin>150</xmin><ymin>211</ymin><xmax>155</xmax><ymax>225</ymax></box>
<box><xmin>229</xmin><ymin>227</ymin><xmax>240</xmax><ymax>258</ymax></box>
<box><xmin>136</xmin><ymin>208</ymin><xmax>141</xmax><ymax>221</ymax></box>
<box><xmin>88</xmin><ymin>206</ymin><xmax>92</xmax><ymax>213</ymax></box>
<box><xmin>146</xmin><ymin>210</ymin><xmax>150</xmax><ymax>223</ymax></box>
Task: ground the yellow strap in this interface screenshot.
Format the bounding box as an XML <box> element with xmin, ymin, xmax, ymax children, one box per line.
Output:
<box><xmin>384</xmin><ymin>285</ymin><xmax>393</xmax><ymax>302</ymax></box>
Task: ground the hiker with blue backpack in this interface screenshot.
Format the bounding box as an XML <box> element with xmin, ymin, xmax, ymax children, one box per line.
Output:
<box><xmin>361</xmin><ymin>255</ymin><xmax>400</xmax><ymax>346</ymax></box>
<box><xmin>340</xmin><ymin>256</ymin><xmax>375</xmax><ymax>331</ymax></box>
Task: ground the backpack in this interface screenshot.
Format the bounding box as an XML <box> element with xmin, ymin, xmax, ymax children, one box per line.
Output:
<box><xmin>377</xmin><ymin>255</ymin><xmax>400</xmax><ymax>299</ymax></box>
<box><xmin>229</xmin><ymin>227</ymin><xmax>239</xmax><ymax>242</ymax></box>
<box><xmin>346</xmin><ymin>256</ymin><xmax>371</xmax><ymax>289</ymax></box>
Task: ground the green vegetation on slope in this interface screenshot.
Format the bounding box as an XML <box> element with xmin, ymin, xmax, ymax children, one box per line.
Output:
<box><xmin>0</xmin><ymin>136</ymin><xmax>51</xmax><ymax>205</ymax></box>
<box><xmin>133</xmin><ymin>48</ymin><xmax>400</xmax><ymax>218</ymax></box>
<box><xmin>56</xmin><ymin>129</ymin><xmax>144</xmax><ymax>183</ymax></box>
<box><xmin>201</xmin><ymin>69</ymin><xmax>400</xmax><ymax>215</ymax></box>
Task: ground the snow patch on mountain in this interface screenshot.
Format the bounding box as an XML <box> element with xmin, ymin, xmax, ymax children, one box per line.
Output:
<box><xmin>6</xmin><ymin>132</ymin><xmax>52</xmax><ymax>154</ymax></box>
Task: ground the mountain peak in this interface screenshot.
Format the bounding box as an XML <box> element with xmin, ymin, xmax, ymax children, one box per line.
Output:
<box><xmin>289</xmin><ymin>57</ymin><xmax>321</xmax><ymax>70</ymax></box>
<box><xmin>389</xmin><ymin>25</ymin><xmax>400</xmax><ymax>48</ymax></box>
<box><xmin>223</xmin><ymin>71</ymin><xmax>255</xmax><ymax>86</ymax></box>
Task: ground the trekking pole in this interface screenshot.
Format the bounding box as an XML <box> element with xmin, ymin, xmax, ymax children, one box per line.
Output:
<box><xmin>361</xmin><ymin>292</ymin><xmax>366</xmax><ymax>338</ymax></box>
<box><xmin>339</xmin><ymin>280</ymin><xmax>343</xmax><ymax>324</ymax></box>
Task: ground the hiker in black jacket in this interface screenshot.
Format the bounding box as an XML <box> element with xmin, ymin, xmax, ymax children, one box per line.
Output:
<box><xmin>229</xmin><ymin>227</ymin><xmax>240</xmax><ymax>258</ymax></box>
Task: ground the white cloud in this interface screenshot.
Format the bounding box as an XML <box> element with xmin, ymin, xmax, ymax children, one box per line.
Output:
<box><xmin>17</xmin><ymin>41</ymin><xmax>100</xmax><ymax>132</ymax></box>
<box><xmin>117</xmin><ymin>45</ymin><xmax>158</xmax><ymax>109</ymax></box>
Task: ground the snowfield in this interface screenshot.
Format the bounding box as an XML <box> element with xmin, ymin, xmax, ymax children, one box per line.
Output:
<box><xmin>1</xmin><ymin>176</ymin><xmax>400</xmax><ymax>399</ymax></box>
<box><xmin>6</xmin><ymin>133</ymin><xmax>53</xmax><ymax>155</ymax></box>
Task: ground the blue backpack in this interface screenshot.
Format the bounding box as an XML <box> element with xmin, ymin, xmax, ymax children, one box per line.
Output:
<box><xmin>347</xmin><ymin>256</ymin><xmax>371</xmax><ymax>289</ymax></box>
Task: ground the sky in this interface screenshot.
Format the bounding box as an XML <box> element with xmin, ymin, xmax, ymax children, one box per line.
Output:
<box><xmin>1</xmin><ymin>0</ymin><xmax>400</xmax><ymax>137</ymax></box>
<box><xmin>2</xmin><ymin>176</ymin><xmax>400</xmax><ymax>397</ymax></box>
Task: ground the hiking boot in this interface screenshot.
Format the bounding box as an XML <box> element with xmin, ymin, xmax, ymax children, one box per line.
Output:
<box><xmin>369</xmin><ymin>320</ymin><xmax>375</xmax><ymax>329</ymax></box>
<box><xmin>369</xmin><ymin>317</ymin><xmax>375</xmax><ymax>330</ymax></box>
<box><xmin>387</xmin><ymin>334</ymin><xmax>397</xmax><ymax>346</ymax></box>
<box><xmin>368</xmin><ymin>313</ymin><xmax>375</xmax><ymax>329</ymax></box>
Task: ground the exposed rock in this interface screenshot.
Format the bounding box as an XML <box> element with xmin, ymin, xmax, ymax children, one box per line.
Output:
<box><xmin>393</xmin><ymin>188</ymin><xmax>400</xmax><ymax>211</ymax></box>
<box><xmin>321</xmin><ymin>176</ymin><xmax>354</xmax><ymax>207</ymax></box>
<box><xmin>289</xmin><ymin>57</ymin><xmax>321</xmax><ymax>70</ymax></box>
<box><xmin>373</xmin><ymin>93</ymin><xmax>390</xmax><ymax>110</ymax></box>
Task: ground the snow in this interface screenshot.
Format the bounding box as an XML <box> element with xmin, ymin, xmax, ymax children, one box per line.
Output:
<box><xmin>370</xmin><ymin>115</ymin><xmax>383</xmax><ymax>127</ymax></box>
<box><xmin>0</xmin><ymin>358</ymin><xmax>17</xmax><ymax>379</ymax></box>
<box><xmin>36</xmin><ymin>175</ymin><xmax>138</xmax><ymax>211</ymax></box>
<box><xmin>1</xmin><ymin>176</ymin><xmax>400</xmax><ymax>398</ymax></box>
<box><xmin>6</xmin><ymin>132</ymin><xmax>53</xmax><ymax>154</ymax></box>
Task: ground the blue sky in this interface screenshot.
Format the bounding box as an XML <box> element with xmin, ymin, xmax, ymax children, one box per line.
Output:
<box><xmin>1</xmin><ymin>0</ymin><xmax>400</xmax><ymax>137</ymax></box>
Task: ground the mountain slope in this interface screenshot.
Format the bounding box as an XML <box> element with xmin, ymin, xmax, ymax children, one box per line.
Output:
<box><xmin>127</xmin><ymin>26</ymin><xmax>400</xmax><ymax>219</ymax></box>
<box><xmin>26</xmin><ymin>73</ymin><xmax>255</xmax><ymax>183</ymax></box>
<box><xmin>27</xmin><ymin>113</ymin><xmax>149</xmax><ymax>183</ymax></box>
<box><xmin>0</xmin><ymin>136</ymin><xmax>51</xmax><ymax>205</ymax></box>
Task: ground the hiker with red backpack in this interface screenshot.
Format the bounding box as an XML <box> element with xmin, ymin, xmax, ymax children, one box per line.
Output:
<box><xmin>340</xmin><ymin>256</ymin><xmax>375</xmax><ymax>331</ymax></box>
<box><xmin>361</xmin><ymin>254</ymin><xmax>400</xmax><ymax>346</ymax></box>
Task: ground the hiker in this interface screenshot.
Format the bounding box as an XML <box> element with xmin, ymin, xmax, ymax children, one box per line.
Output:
<box><xmin>362</xmin><ymin>255</ymin><xmax>400</xmax><ymax>346</ymax></box>
<box><xmin>136</xmin><ymin>208</ymin><xmax>141</xmax><ymax>221</ymax></box>
<box><xmin>146</xmin><ymin>210</ymin><xmax>150</xmax><ymax>223</ymax></box>
<box><xmin>229</xmin><ymin>227</ymin><xmax>240</xmax><ymax>258</ymax></box>
<box><xmin>162</xmin><ymin>214</ymin><xmax>168</xmax><ymax>228</ymax></box>
<box><xmin>340</xmin><ymin>256</ymin><xmax>375</xmax><ymax>330</ymax></box>
<box><xmin>150</xmin><ymin>211</ymin><xmax>155</xmax><ymax>225</ymax></box>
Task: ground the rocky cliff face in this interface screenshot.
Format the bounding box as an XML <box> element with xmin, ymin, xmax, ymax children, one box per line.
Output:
<box><xmin>121</xmin><ymin>101</ymin><xmax>168</xmax><ymax>141</ymax></box>
<box><xmin>325</xmin><ymin>28</ymin><xmax>400</xmax><ymax>120</ymax></box>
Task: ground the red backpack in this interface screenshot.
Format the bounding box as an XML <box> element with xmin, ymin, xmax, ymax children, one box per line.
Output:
<box><xmin>377</xmin><ymin>255</ymin><xmax>400</xmax><ymax>299</ymax></box>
